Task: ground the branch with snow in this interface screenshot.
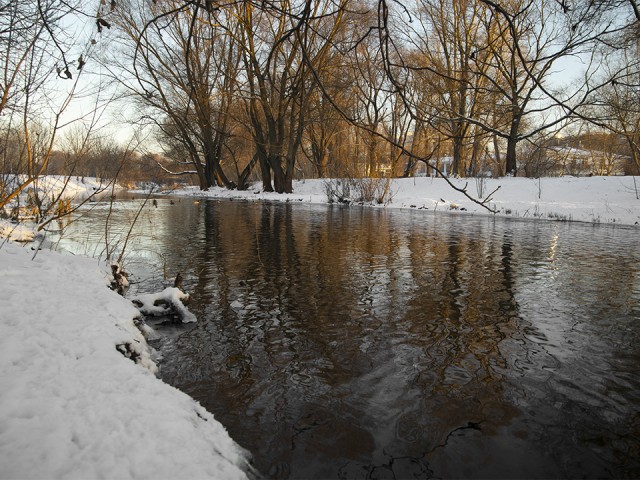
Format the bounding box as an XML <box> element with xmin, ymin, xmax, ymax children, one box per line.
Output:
<box><xmin>155</xmin><ymin>161</ymin><xmax>198</xmax><ymax>176</ymax></box>
<box><xmin>131</xmin><ymin>287</ymin><xmax>197</xmax><ymax>323</ymax></box>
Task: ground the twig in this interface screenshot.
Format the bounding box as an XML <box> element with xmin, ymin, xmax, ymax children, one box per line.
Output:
<box><xmin>116</xmin><ymin>188</ymin><xmax>155</xmax><ymax>267</ymax></box>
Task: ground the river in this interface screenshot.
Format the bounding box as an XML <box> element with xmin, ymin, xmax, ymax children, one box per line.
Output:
<box><xmin>52</xmin><ymin>196</ymin><xmax>640</xmax><ymax>478</ymax></box>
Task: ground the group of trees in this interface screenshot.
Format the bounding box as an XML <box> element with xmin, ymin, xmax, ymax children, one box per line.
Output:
<box><xmin>1</xmin><ymin>0</ymin><xmax>639</xmax><ymax>202</ymax></box>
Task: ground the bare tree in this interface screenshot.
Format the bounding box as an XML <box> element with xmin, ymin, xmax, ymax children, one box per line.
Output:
<box><xmin>397</xmin><ymin>0</ymin><xmax>496</xmax><ymax>176</ymax></box>
<box><xmin>583</xmin><ymin>38</ymin><xmax>640</xmax><ymax>172</ymax></box>
<box><xmin>0</xmin><ymin>0</ymin><xmax>100</xmax><ymax>212</ymax></box>
<box><xmin>234</xmin><ymin>0</ymin><xmax>349</xmax><ymax>193</ymax></box>
<box><xmin>105</xmin><ymin>0</ymin><xmax>242</xmax><ymax>190</ymax></box>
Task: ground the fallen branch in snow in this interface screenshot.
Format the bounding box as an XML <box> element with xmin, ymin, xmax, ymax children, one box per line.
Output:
<box><xmin>131</xmin><ymin>287</ymin><xmax>197</xmax><ymax>323</ymax></box>
<box><xmin>115</xmin><ymin>340</ymin><xmax>145</xmax><ymax>365</ymax></box>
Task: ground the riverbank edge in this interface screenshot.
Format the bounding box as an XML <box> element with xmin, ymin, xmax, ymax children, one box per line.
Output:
<box><xmin>160</xmin><ymin>176</ymin><xmax>640</xmax><ymax>227</ymax></box>
<box><xmin>0</xmin><ymin>240</ymin><xmax>254</xmax><ymax>479</ymax></box>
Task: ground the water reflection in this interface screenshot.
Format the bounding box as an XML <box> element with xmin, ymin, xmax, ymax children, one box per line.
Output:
<box><xmin>54</xmin><ymin>199</ymin><xmax>640</xmax><ymax>478</ymax></box>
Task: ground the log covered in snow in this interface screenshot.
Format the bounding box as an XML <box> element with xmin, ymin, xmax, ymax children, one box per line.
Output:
<box><xmin>131</xmin><ymin>287</ymin><xmax>197</xmax><ymax>323</ymax></box>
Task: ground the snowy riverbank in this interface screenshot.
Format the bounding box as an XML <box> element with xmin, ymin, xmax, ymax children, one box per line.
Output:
<box><xmin>0</xmin><ymin>241</ymin><xmax>252</xmax><ymax>479</ymax></box>
<box><xmin>3</xmin><ymin>175</ymin><xmax>121</xmax><ymax>203</ymax></box>
<box><xmin>1</xmin><ymin>174</ymin><xmax>637</xmax><ymax>477</ymax></box>
<box><xmin>169</xmin><ymin>176</ymin><xmax>640</xmax><ymax>227</ymax></box>
<box><xmin>0</xmin><ymin>176</ymin><xmax>123</xmax><ymax>242</ymax></box>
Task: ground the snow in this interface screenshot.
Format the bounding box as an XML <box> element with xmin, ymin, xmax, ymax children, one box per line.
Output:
<box><xmin>0</xmin><ymin>242</ymin><xmax>251</xmax><ymax>479</ymax></box>
<box><xmin>131</xmin><ymin>287</ymin><xmax>197</xmax><ymax>323</ymax></box>
<box><xmin>168</xmin><ymin>176</ymin><xmax>640</xmax><ymax>226</ymax></box>
<box><xmin>38</xmin><ymin>175</ymin><xmax>120</xmax><ymax>201</ymax></box>
<box><xmin>0</xmin><ymin>219</ymin><xmax>38</xmax><ymax>243</ymax></box>
<box><xmin>5</xmin><ymin>175</ymin><xmax>120</xmax><ymax>203</ymax></box>
<box><xmin>0</xmin><ymin>173</ymin><xmax>637</xmax><ymax>478</ymax></box>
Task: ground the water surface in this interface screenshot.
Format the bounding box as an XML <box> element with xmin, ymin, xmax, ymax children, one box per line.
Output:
<box><xmin>53</xmin><ymin>198</ymin><xmax>640</xmax><ymax>478</ymax></box>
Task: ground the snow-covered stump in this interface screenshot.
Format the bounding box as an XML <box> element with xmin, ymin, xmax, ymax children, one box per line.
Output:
<box><xmin>131</xmin><ymin>287</ymin><xmax>197</xmax><ymax>324</ymax></box>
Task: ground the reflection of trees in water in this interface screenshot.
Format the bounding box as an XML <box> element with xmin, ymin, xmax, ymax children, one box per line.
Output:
<box><xmin>152</xmin><ymin>202</ymin><xmax>640</xmax><ymax>479</ymax></box>
<box><xmin>176</xmin><ymin>204</ymin><xmax>521</xmax><ymax>476</ymax></box>
<box><xmin>373</xmin><ymin>225</ymin><xmax>522</xmax><ymax>472</ymax></box>
<box><xmin>159</xmin><ymin>204</ymin><xmax>526</xmax><ymax>477</ymax></box>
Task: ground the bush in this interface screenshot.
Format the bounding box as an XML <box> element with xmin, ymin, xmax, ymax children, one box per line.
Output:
<box><xmin>324</xmin><ymin>177</ymin><xmax>393</xmax><ymax>205</ymax></box>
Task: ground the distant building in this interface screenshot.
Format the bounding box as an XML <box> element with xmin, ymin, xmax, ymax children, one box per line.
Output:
<box><xmin>413</xmin><ymin>156</ymin><xmax>453</xmax><ymax>177</ymax></box>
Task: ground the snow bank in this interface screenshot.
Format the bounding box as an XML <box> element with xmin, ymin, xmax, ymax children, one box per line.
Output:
<box><xmin>169</xmin><ymin>176</ymin><xmax>640</xmax><ymax>226</ymax></box>
<box><xmin>38</xmin><ymin>175</ymin><xmax>117</xmax><ymax>201</ymax></box>
<box><xmin>0</xmin><ymin>242</ymin><xmax>251</xmax><ymax>479</ymax></box>
<box><xmin>5</xmin><ymin>175</ymin><xmax>121</xmax><ymax>202</ymax></box>
<box><xmin>0</xmin><ymin>219</ymin><xmax>37</xmax><ymax>243</ymax></box>
<box><xmin>27</xmin><ymin>175</ymin><xmax>123</xmax><ymax>202</ymax></box>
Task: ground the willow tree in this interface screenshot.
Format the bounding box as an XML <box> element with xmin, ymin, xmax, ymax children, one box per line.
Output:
<box><xmin>303</xmin><ymin>50</ymin><xmax>354</xmax><ymax>178</ymax></box>
<box><xmin>349</xmin><ymin>10</ymin><xmax>394</xmax><ymax>177</ymax></box>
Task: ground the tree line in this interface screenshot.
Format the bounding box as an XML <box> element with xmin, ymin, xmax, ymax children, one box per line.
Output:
<box><xmin>1</xmin><ymin>0</ymin><xmax>639</xmax><ymax>204</ymax></box>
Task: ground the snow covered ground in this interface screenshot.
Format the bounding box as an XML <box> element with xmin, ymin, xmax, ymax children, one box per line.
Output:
<box><xmin>169</xmin><ymin>176</ymin><xmax>640</xmax><ymax>226</ymax></box>
<box><xmin>1</xmin><ymin>176</ymin><xmax>122</xmax><ymax>242</ymax></box>
<box><xmin>4</xmin><ymin>175</ymin><xmax>119</xmax><ymax>203</ymax></box>
<box><xmin>0</xmin><ymin>241</ymin><xmax>252</xmax><ymax>479</ymax></box>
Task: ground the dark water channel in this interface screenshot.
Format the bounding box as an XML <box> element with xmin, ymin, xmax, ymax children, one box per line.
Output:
<box><xmin>53</xmin><ymin>197</ymin><xmax>640</xmax><ymax>478</ymax></box>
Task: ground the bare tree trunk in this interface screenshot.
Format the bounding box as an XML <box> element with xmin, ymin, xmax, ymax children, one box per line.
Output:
<box><xmin>505</xmin><ymin>136</ymin><xmax>518</xmax><ymax>176</ymax></box>
<box><xmin>452</xmin><ymin>138</ymin><xmax>466</xmax><ymax>177</ymax></box>
<box><xmin>237</xmin><ymin>154</ymin><xmax>259</xmax><ymax>190</ymax></box>
<box><xmin>271</xmin><ymin>157</ymin><xmax>287</xmax><ymax>193</ymax></box>
<box><xmin>258</xmin><ymin>150</ymin><xmax>273</xmax><ymax>192</ymax></box>
<box><xmin>505</xmin><ymin>119</ymin><xmax>520</xmax><ymax>176</ymax></box>
<box><xmin>402</xmin><ymin>157</ymin><xmax>415</xmax><ymax>177</ymax></box>
<box><xmin>493</xmin><ymin>134</ymin><xmax>502</xmax><ymax>174</ymax></box>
